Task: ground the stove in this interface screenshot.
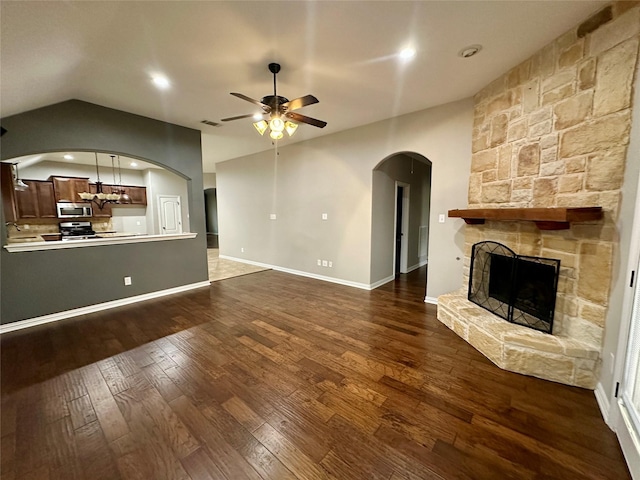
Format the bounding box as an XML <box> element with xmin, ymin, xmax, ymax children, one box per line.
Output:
<box><xmin>59</xmin><ymin>221</ymin><xmax>97</xmax><ymax>241</ymax></box>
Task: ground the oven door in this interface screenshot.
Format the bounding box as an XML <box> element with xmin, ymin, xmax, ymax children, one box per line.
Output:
<box><xmin>56</xmin><ymin>203</ymin><xmax>93</xmax><ymax>218</ymax></box>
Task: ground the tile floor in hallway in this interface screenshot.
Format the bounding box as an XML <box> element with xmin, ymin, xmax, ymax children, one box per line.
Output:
<box><xmin>207</xmin><ymin>248</ymin><xmax>270</xmax><ymax>282</ymax></box>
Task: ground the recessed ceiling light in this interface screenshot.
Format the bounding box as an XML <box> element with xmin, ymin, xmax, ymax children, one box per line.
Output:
<box><xmin>399</xmin><ymin>48</ymin><xmax>416</xmax><ymax>60</ymax></box>
<box><xmin>151</xmin><ymin>74</ymin><xmax>171</xmax><ymax>90</ymax></box>
<box><xmin>63</xmin><ymin>154</ymin><xmax>74</xmax><ymax>160</ymax></box>
<box><xmin>253</xmin><ymin>113</ymin><xmax>263</xmax><ymax>121</ymax></box>
<box><xmin>130</xmin><ymin>162</ymin><xmax>138</xmax><ymax>167</ymax></box>
<box><xmin>458</xmin><ymin>45</ymin><xmax>483</xmax><ymax>58</ymax></box>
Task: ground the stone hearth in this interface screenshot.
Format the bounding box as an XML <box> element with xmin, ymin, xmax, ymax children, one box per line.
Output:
<box><xmin>438</xmin><ymin>290</ymin><xmax>599</xmax><ymax>388</ymax></box>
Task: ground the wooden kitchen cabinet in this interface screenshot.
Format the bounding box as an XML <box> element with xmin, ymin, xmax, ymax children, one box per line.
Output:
<box><xmin>35</xmin><ymin>182</ymin><xmax>57</xmax><ymax>218</ymax></box>
<box><xmin>50</xmin><ymin>176</ymin><xmax>90</xmax><ymax>203</ymax></box>
<box><xmin>1</xmin><ymin>165</ymin><xmax>57</xmax><ymax>221</ymax></box>
<box><xmin>15</xmin><ymin>180</ymin><xmax>57</xmax><ymax>219</ymax></box>
<box><xmin>125</xmin><ymin>186</ymin><xmax>147</xmax><ymax>205</ymax></box>
<box><xmin>102</xmin><ymin>184</ymin><xmax>147</xmax><ymax>206</ymax></box>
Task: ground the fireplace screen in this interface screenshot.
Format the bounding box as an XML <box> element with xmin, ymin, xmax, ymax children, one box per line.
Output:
<box><xmin>468</xmin><ymin>241</ymin><xmax>560</xmax><ymax>334</ymax></box>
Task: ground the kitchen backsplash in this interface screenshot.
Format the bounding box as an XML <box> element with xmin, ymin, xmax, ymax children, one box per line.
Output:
<box><xmin>6</xmin><ymin>220</ymin><xmax>113</xmax><ymax>240</ymax></box>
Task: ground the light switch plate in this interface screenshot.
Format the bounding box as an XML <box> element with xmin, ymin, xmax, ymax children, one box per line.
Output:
<box><xmin>270</xmin><ymin>213</ymin><xmax>277</xmax><ymax>220</ymax></box>
<box><xmin>439</xmin><ymin>214</ymin><xmax>446</xmax><ymax>223</ymax></box>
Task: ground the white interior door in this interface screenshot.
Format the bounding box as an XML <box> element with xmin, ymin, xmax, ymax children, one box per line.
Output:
<box><xmin>158</xmin><ymin>195</ymin><xmax>182</xmax><ymax>235</ymax></box>
<box><xmin>614</xmin><ymin>256</ymin><xmax>640</xmax><ymax>479</ymax></box>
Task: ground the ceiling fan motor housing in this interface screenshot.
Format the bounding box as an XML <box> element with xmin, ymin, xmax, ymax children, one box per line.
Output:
<box><xmin>261</xmin><ymin>95</ymin><xmax>289</xmax><ymax>112</ymax></box>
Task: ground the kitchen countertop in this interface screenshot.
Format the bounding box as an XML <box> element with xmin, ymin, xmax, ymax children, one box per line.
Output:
<box><xmin>4</xmin><ymin>232</ymin><xmax>198</xmax><ymax>252</ymax></box>
<box><xmin>6</xmin><ymin>231</ymin><xmax>145</xmax><ymax>244</ymax></box>
<box><xmin>94</xmin><ymin>232</ymin><xmax>147</xmax><ymax>238</ymax></box>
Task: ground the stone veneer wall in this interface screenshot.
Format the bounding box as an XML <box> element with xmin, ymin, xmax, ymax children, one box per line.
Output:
<box><xmin>438</xmin><ymin>2</ymin><xmax>640</xmax><ymax>388</ymax></box>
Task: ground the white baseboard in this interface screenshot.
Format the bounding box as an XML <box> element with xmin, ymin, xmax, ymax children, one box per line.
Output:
<box><xmin>594</xmin><ymin>381</ymin><xmax>612</xmax><ymax>427</ymax></box>
<box><xmin>0</xmin><ymin>281</ymin><xmax>211</xmax><ymax>334</ymax></box>
<box><xmin>219</xmin><ymin>254</ymin><xmax>272</xmax><ymax>270</ymax></box>
<box><xmin>424</xmin><ymin>296</ymin><xmax>439</xmax><ymax>305</ymax></box>
<box><xmin>370</xmin><ymin>275</ymin><xmax>396</xmax><ymax>290</ymax></box>
<box><xmin>220</xmin><ymin>255</ymin><xmax>387</xmax><ymax>291</ymax></box>
<box><xmin>406</xmin><ymin>259</ymin><xmax>427</xmax><ymax>274</ymax></box>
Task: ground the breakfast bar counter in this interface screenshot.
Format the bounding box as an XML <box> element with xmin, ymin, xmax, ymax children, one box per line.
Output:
<box><xmin>4</xmin><ymin>232</ymin><xmax>197</xmax><ymax>252</ymax></box>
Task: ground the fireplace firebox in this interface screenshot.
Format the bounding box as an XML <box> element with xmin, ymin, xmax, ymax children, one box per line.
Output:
<box><xmin>468</xmin><ymin>241</ymin><xmax>560</xmax><ymax>334</ymax></box>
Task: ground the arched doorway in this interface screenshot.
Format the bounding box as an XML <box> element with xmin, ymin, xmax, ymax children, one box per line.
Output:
<box><xmin>371</xmin><ymin>152</ymin><xmax>432</xmax><ymax>289</ymax></box>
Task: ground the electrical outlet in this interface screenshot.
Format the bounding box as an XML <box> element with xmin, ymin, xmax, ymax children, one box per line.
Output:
<box><xmin>270</xmin><ymin>213</ymin><xmax>277</xmax><ymax>220</ymax></box>
<box><xmin>439</xmin><ymin>214</ymin><xmax>446</xmax><ymax>223</ymax></box>
<box><xmin>124</xmin><ymin>276</ymin><xmax>132</xmax><ymax>286</ymax></box>
<box><xmin>322</xmin><ymin>213</ymin><xmax>328</xmax><ymax>220</ymax></box>
<box><xmin>317</xmin><ymin>259</ymin><xmax>322</xmax><ymax>266</ymax></box>
<box><xmin>328</xmin><ymin>261</ymin><xmax>333</xmax><ymax>268</ymax></box>
<box><xmin>23</xmin><ymin>224</ymin><xmax>30</xmax><ymax>230</ymax></box>
<box><xmin>322</xmin><ymin>260</ymin><xmax>328</xmax><ymax>267</ymax></box>
<box><xmin>241</xmin><ymin>247</ymin><xmax>245</xmax><ymax>253</ymax></box>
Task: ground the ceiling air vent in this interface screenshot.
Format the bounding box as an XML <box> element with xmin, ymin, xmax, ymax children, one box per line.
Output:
<box><xmin>201</xmin><ymin>120</ymin><xmax>221</xmax><ymax>127</ymax></box>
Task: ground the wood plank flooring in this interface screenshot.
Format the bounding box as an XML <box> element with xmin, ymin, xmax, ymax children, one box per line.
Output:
<box><xmin>0</xmin><ymin>267</ymin><xmax>631</xmax><ymax>479</ymax></box>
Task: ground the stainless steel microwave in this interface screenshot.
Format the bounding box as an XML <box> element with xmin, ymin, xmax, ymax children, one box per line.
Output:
<box><xmin>56</xmin><ymin>203</ymin><xmax>93</xmax><ymax>218</ymax></box>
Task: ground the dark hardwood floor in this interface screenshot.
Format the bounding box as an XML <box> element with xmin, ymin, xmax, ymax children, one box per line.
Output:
<box><xmin>0</xmin><ymin>267</ymin><xmax>630</xmax><ymax>479</ymax></box>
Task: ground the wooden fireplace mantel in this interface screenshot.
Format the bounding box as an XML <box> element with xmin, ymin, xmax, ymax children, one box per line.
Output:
<box><xmin>448</xmin><ymin>207</ymin><xmax>603</xmax><ymax>230</ymax></box>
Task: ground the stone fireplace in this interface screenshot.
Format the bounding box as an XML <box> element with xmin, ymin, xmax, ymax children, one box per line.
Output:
<box><xmin>437</xmin><ymin>2</ymin><xmax>640</xmax><ymax>389</ymax></box>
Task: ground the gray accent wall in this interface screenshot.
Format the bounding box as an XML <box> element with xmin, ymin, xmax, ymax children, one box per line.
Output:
<box><xmin>0</xmin><ymin>99</ymin><xmax>208</xmax><ymax>324</ymax></box>
<box><xmin>217</xmin><ymin>98</ymin><xmax>472</xmax><ymax>296</ymax></box>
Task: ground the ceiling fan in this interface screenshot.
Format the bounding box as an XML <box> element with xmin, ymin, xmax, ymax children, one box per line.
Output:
<box><xmin>221</xmin><ymin>63</ymin><xmax>327</xmax><ymax>140</ymax></box>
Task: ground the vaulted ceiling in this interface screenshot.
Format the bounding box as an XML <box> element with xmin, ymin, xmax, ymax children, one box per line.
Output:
<box><xmin>1</xmin><ymin>1</ymin><xmax>606</xmax><ymax>172</ymax></box>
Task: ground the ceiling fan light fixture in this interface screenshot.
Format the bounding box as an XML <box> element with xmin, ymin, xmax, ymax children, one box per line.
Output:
<box><xmin>269</xmin><ymin>117</ymin><xmax>285</xmax><ymax>133</ymax></box>
<box><xmin>285</xmin><ymin>121</ymin><xmax>298</xmax><ymax>137</ymax></box>
<box><xmin>253</xmin><ymin>120</ymin><xmax>268</xmax><ymax>135</ymax></box>
<box><xmin>270</xmin><ymin>130</ymin><xmax>284</xmax><ymax>140</ymax></box>
<box><xmin>223</xmin><ymin>63</ymin><xmax>326</xmax><ymax>140</ymax></box>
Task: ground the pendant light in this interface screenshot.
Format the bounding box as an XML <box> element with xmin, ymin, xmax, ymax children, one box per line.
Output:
<box><xmin>12</xmin><ymin>163</ymin><xmax>28</xmax><ymax>191</ymax></box>
<box><xmin>78</xmin><ymin>153</ymin><xmax>120</xmax><ymax>208</ymax></box>
<box><xmin>117</xmin><ymin>155</ymin><xmax>131</xmax><ymax>204</ymax></box>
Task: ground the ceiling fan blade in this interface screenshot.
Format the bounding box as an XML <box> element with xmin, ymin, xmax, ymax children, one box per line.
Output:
<box><xmin>286</xmin><ymin>112</ymin><xmax>327</xmax><ymax>128</ymax></box>
<box><xmin>220</xmin><ymin>113</ymin><xmax>256</xmax><ymax>122</ymax></box>
<box><xmin>282</xmin><ymin>94</ymin><xmax>319</xmax><ymax>112</ymax></box>
<box><xmin>230</xmin><ymin>92</ymin><xmax>269</xmax><ymax>110</ymax></box>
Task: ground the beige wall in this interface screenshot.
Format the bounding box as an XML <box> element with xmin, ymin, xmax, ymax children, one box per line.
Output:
<box><xmin>203</xmin><ymin>173</ymin><xmax>217</xmax><ymax>189</ymax></box>
<box><xmin>217</xmin><ymin>98</ymin><xmax>472</xmax><ymax>294</ymax></box>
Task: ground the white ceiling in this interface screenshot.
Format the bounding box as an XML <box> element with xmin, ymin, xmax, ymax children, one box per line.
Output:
<box><xmin>1</xmin><ymin>1</ymin><xmax>606</xmax><ymax>173</ymax></box>
<box><xmin>5</xmin><ymin>152</ymin><xmax>161</xmax><ymax>172</ymax></box>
